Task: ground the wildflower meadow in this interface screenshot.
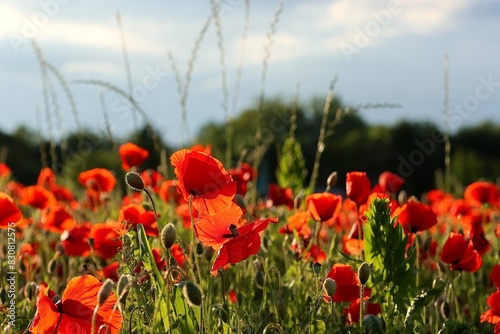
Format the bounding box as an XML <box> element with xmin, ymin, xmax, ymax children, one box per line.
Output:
<box><xmin>1</xmin><ymin>2</ymin><xmax>500</xmax><ymax>334</ymax></box>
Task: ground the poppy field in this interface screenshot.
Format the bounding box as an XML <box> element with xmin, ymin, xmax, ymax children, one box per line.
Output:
<box><xmin>1</xmin><ymin>139</ymin><xmax>500</xmax><ymax>334</ymax></box>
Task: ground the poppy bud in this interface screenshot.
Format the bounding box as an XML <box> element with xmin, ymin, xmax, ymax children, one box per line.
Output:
<box><xmin>0</xmin><ymin>287</ymin><xmax>7</xmax><ymax>304</ymax></box>
<box><xmin>276</xmin><ymin>297</ymin><xmax>287</xmax><ymax>321</ymax></box>
<box><xmin>52</xmin><ymin>294</ymin><xmax>62</xmax><ymax>311</ymax></box>
<box><xmin>205</xmin><ymin>246</ymin><xmax>215</xmax><ymax>261</ymax></box>
<box><xmin>294</xmin><ymin>190</ymin><xmax>304</xmax><ymax>209</ymax></box>
<box><xmin>327</xmin><ymin>171</ymin><xmax>338</xmax><ymax>189</ymax></box>
<box><xmin>117</xmin><ymin>274</ymin><xmax>131</xmax><ymax>304</ymax></box>
<box><xmin>125</xmin><ymin>172</ymin><xmax>145</xmax><ymax>191</ymax></box>
<box><xmin>255</xmin><ymin>270</ymin><xmax>265</xmax><ymax>289</ymax></box>
<box><xmin>421</xmin><ymin>236</ymin><xmax>433</xmax><ymax>253</ymax></box>
<box><xmin>98</xmin><ymin>279</ymin><xmax>114</xmax><ymax>306</ymax></box>
<box><xmin>196</xmin><ymin>242</ymin><xmax>204</xmax><ymax>256</ymax></box>
<box><xmin>221</xmin><ymin>303</ymin><xmax>230</xmax><ymax>323</ymax></box>
<box><xmin>234</xmin><ymin>194</ymin><xmax>247</xmax><ymax>211</ymax></box>
<box><xmin>398</xmin><ymin>190</ymin><xmax>407</xmax><ymax>205</ymax></box>
<box><xmin>358</xmin><ymin>262</ymin><xmax>371</xmax><ymax>286</ymax></box>
<box><xmin>436</xmin><ymin>261</ymin><xmax>447</xmax><ymax>276</ymax></box>
<box><xmin>169</xmin><ymin>256</ymin><xmax>179</xmax><ymax>268</ymax></box>
<box><xmin>24</xmin><ymin>282</ymin><xmax>37</xmax><ymax>302</ymax></box>
<box><xmin>48</xmin><ymin>257</ymin><xmax>58</xmax><ymax>275</ymax></box>
<box><xmin>322</xmin><ymin>278</ymin><xmax>337</xmax><ymax>299</ymax></box>
<box><xmin>161</xmin><ymin>223</ymin><xmax>177</xmax><ymax>249</ymax></box>
<box><xmin>183</xmin><ymin>281</ymin><xmax>202</xmax><ymax>307</ymax></box>
<box><xmin>312</xmin><ymin>262</ymin><xmax>322</xmax><ymax>276</ymax></box>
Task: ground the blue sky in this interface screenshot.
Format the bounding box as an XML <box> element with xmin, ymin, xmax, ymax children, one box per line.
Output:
<box><xmin>1</xmin><ymin>0</ymin><xmax>499</xmax><ymax>146</ymax></box>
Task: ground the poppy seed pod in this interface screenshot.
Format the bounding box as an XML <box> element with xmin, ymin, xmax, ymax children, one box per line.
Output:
<box><xmin>327</xmin><ymin>171</ymin><xmax>338</xmax><ymax>189</ymax></box>
<box><xmin>161</xmin><ymin>223</ymin><xmax>177</xmax><ymax>249</ymax></box>
<box><xmin>117</xmin><ymin>274</ymin><xmax>131</xmax><ymax>304</ymax></box>
<box><xmin>183</xmin><ymin>281</ymin><xmax>202</xmax><ymax>307</ymax></box>
<box><xmin>255</xmin><ymin>270</ymin><xmax>265</xmax><ymax>289</ymax></box>
<box><xmin>322</xmin><ymin>278</ymin><xmax>337</xmax><ymax>299</ymax></box>
<box><xmin>312</xmin><ymin>262</ymin><xmax>322</xmax><ymax>276</ymax></box>
<box><xmin>358</xmin><ymin>262</ymin><xmax>371</xmax><ymax>286</ymax></box>
<box><xmin>98</xmin><ymin>279</ymin><xmax>114</xmax><ymax>306</ymax></box>
<box><xmin>125</xmin><ymin>172</ymin><xmax>145</xmax><ymax>192</ymax></box>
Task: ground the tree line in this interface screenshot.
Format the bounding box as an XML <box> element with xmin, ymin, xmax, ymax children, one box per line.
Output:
<box><xmin>1</xmin><ymin>96</ymin><xmax>499</xmax><ymax>197</ymax></box>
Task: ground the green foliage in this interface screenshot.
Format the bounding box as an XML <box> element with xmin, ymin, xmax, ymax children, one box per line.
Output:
<box><xmin>277</xmin><ymin>137</ymin><xmax>307</xmax><ymax>194</ymax></box>
<box><xmin>438</xmin><ymin>319</ymin><xmax>478</xmax><ymax>334</ymax></box>
<box><xmin>364</xmin><ymin>198</ymin><xmax>417</xmax><ymax>327</ymax></box>
<box><xmin>404</xmin><ymin>279</ymin><xmax>446</xmax><ymax>333</ymax></box>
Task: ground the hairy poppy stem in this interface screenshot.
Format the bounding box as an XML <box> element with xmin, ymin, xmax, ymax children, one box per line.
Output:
<box><xmin>188</xmin><ymin>196</ymin><xmax>202</xmax><ymax>285</ymax></box>
<box><xmin>91</xmin><ymin>304</ymin><xmax>99</xmax><ymax>334</ymax></box>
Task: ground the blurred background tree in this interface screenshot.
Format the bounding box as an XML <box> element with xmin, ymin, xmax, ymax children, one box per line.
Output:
<box><xmin>1</xmin><ymin>95</ymin><xmax>499</xmax><ymax>198</ymax></box>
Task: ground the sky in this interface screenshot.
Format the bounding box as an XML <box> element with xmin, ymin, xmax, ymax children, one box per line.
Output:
<box><xmin>1</xmin><ymin>0</ymin><xmax>500</xmax><ymax>147</ymax></box>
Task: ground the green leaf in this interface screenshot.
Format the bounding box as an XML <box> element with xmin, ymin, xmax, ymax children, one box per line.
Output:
<box><xmin>404</xmin><ymin>279</ymin><xmax>446</xmax><ymax>332</ymax></box>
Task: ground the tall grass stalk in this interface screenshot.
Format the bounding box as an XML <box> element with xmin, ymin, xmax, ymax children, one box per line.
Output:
<box><xmin>117</xmin><ymin>12</ymin><xmax>138</xmax><ymax>132</ymax></box>
<box><xmin>226</xmin><ymin>0</ymin><xmax>251</xmax><ymax>167</ymax></box>
<box><xmin>308</xmin><ymin>78</ymin><xmax>337</xmax><ymax>193</ymax></box>
<box><xmin>71</xmin><ymin>79</ymin><xmax>161</xmax><ymax>154</ymax></box>
<box><xmin>35</xmin><ymin>104</ymin><xmax>48</xmax><ymax>168</ymax></box>
<box><xmin>32</xmin><ymin>40</ymin><xmax>58</xmax><ymax>171</ymax></box>
<box><xmin>178</xmin><ymin>14</ymin><xmax>213</xmax><ymax>145</ymax></box>
<box><xmin>99</xmin><ymin>90</ymin><xmax>117</xmax><ymax>150</ymax></box>
<box><xmin>251</xmin><ymin>0</ymin><xmax>285</xmax><ymax>205</ymax></box>
<box><xmin>210</xmin><ymin>0</ymin><xmax>230</xmax><ymax>166</ymax></box>
<box><xmin>443</xmin><ymin>52</ymin><xmax>451</xmax><ymax>194</ymax></box>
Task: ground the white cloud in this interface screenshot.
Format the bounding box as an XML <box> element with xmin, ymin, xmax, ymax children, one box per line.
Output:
<box><xmin>62</xmin><ymin>61</ymin><xmax>122</xmax><ymax>76</ymax></box>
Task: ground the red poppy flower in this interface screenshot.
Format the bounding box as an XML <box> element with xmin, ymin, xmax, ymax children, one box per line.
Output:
<box><xmin>159</xmin><ymin>180</ymin><xmax>184</xmax><ymax>204</ymax></box>
<box><xmin>50</xmin><ymin>184</ymin><xmax>76</xmax><ymax>203</ymax></box>
<box><xmin>343</xmin><ymin>298</ymin><xmax>382</xmax><ymax>325</ymax></box>
<box><xmin>229</xmin><ymin>162</ymin><xmax>256</xmax><ymax>196</ymax></box>
<box><xmin>491</xmin><ymin>265</ymin><xmax>500</xmax><ymax>289</ymax></box>
<box><xmin>378</xmin><ymin>171</ymin><xmax>404</xmax><ymax>194</ymax></box>
<box><xmin>267</xmin><ymin>184</ymin><xmax>294</xmax><ymax>209</ymax></box>
<box><xmin>135</xmin><ymin>248</ymin><xmax>166</xmax><ymax>283</ymax></box>
<box><xmin>306</xmin><ymin>192</ymin><xmax>342</xmax><ymax>223</ymax></box>
<box><xmin>37</xmin><ymin>167</ymin><xmax>57</xmax><ymax>187</ymax></box>
<box><xmin>190</xmin><ymin>143</ymin><xmax>212</xmax><ymax>155</ymax></box>
<box><xmin>140</xmin><ymin>169</ymin><xmax>164</xmax><ymax>193</ymax></box>
<box><xmin>119</xmin><ymin>142</ymin><xmax>149</xmax><ymax>171</ymax></box>
<box><xmin>102</xmin><ymin>261</ymin><xmax>120</xmax><ymax>282</ymax></box>
<box><xmin>90</xmin><ymin>222</ymin><xmax>122</xmax><ymax>260</ymax></box>
<box><xmin>290</xmin><ymin>238</ymin><xmax>326</xmax><ymax>263</ymax></box>
<box><xmin>78</xmin><ymin>168</ymin><xmax>116</xmax><ymax>193</ymax></box>
<box><xmin>0</xmin><ymin>162</ymin><xmax>11</xmax><ymax>178</ymax></box>
<box><xmin>195</xmin><ymin>202</ymin><xmax>245</xmax><ymax>251</ymax></box>
<box><xmin>42</xmin><ymin>205</ymin><xmax>75</xmax><ymax>233</ymax></box>
<box><xmin>20</xmin><ymin>185</ymin><xmax>57</xmax><ymax>210</ymax></box>
<box><xmin>171</xmin><ymin>149</ymin><xmax>236</xmax><ymax>214</ymax></box>
<box><xmin>29</xmin><ymin>275</ymin><xmax>122</xmax><ymax>334</ymax></box>
<box><xmin>324</xmin><ymin>264</ymin><xmax>371</xmax><ymax>303</ymax></box>
<box><xmin>481</xmin><ymin>291</ymin><xmax>500</xmax><ymax>326</ymax></box>
<box><xmin>279</xmin><ymin>211</ymin><xmax>311</xmax><ymax>239</ymax></box>
<box><xmin>0</xmin><ymin>192</ymin><xmax>22</xmax><ymax>228</ymax></box>
<box><xmin>228</xmin><ymin>290</ymin><xmax>237</xmax><ymax>304</ymax></box>
<box><xmin>209</xmin><ymin>216</ymin><xmax>278</xmax><ymax>275</ymax></box>
<box><xmin>440</xmin><ymin>233</ymin><xmax>482</xmax><ymax>272</ymax></box>
<box><xmin>469</xmin><ymin>222</ymin><xmax>490</xmax><ymax>255</ymax></box>
<box><xmin>464</xmin><ymin>181</ymin><xmax>499</xmax><ymax>207</ymax></box>
<box><xmin>171</xmin><ymin>243</ymin><xmax>186</xmax><ymax>268</ymax></box>
<box><xmin>346</xmin><ymin>172</ymin><xmax>371</xmax><ymax>206</ymax></box>
<box><xmin>176</xmin><ymin>202</ymin><xmax>199</xmax><ymax>229</ymax></box>
<box><xmin>61</xmin><ymin>223</ymin><xmax>91</xmax><ymax>257</ymax></box>
<box><xmin>119</xmin><ymin>203</ymin><xmax>158</xmax><ymax>237</ymax></box>
<box><xmin>393</xmin><ymin>200</ymin><xmax>437</xmax><ymax>233</ymax></box>
<box><xmin>195</xmin><ymin>202</ymin><xmax>277</xmax><ymax>275</ymax></box>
